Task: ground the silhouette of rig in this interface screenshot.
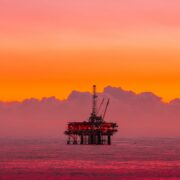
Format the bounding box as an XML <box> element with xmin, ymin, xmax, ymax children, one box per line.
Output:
<box><xmin>64</xmin><ymin>85</ymin><xmax>118</xmax><ymax>145</ymax></box>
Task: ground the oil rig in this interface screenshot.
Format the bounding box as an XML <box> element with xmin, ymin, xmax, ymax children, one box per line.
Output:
<box><xmin>64</xmin><ymin>85</ymin><xmax>118</xmax><ymax>145</ymax></box>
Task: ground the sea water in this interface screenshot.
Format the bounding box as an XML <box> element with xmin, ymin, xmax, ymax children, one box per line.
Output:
<box><xmin>0</xmin><ymin>138</ymin><xmax>180</xmax><ymax>179</ymax></box>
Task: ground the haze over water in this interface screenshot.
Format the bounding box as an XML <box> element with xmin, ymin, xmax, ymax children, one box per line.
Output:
<box><xmin>0</xmin><ymin>138</ymin><xmax>180</xmax><ymax>179</ymax></box>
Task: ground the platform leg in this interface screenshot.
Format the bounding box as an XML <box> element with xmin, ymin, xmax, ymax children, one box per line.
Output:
<box><xmin>80</xmin><ymin>135</ymin><xmax>83</xmax><ymax>144</ymax></box>
<box><xmin>98</xmin><ymin>133</ymin><xmax>101</xmax><ymax>144</ymax></box>
<box><xmin>108</xmin><ymin>135</ymin><xmax>111</xmax><ymax>145</ymax></box>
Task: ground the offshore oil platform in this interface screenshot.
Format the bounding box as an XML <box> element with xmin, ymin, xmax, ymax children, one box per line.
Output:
<box><xmin>64</xmin><ymin>85</ymin><xmax>118</xmax><ymax>145</ymax></box>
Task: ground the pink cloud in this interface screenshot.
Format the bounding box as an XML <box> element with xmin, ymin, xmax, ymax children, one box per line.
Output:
<box><xmin>0</xmin><ymin>86</ymin><xmax>180</xmax><ymax>138</ymax></box>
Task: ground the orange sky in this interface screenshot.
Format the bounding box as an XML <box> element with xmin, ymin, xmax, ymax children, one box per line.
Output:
<box><xmin>0</xmin><ymin>0</ymin><xmax>180</xmax><ymax>102</ymax></box>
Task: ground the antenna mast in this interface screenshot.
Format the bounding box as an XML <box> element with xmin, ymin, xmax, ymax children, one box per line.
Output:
<box><xmin>92</xmin><ymin>85</ymin><xmax>97</xmax><ymax>116</ymax></box>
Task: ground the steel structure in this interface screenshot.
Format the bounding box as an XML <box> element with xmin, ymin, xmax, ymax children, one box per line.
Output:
<box><xmin>64</xmin><ymin>85</ymin><xmax>118</xmax><ymax>145</ymax></box>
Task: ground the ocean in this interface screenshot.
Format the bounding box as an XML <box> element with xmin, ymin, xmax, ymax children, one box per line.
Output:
<box><xmin>0</xmin><ymin>138</ymin><xmax>180</xmax><ymax>179</ymax></box>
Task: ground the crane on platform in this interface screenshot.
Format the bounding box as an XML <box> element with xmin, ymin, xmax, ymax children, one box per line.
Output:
<box><xmin>102</xmin><ymin>99</ymin><xmax>110</xmax><ymax>120</ymax></box>
<box><xmin>89</xmin><ymin>85</ymin><xmax>110</xmax><ymax>122</ymax></box>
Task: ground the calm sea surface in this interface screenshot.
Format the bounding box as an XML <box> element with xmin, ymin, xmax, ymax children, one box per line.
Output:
<box><xmin>0</xmin><ymin>138</ymin><xmax>180</xmax><ymax>179</ymax></box>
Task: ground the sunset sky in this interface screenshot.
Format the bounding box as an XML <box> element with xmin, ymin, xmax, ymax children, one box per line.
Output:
<box><xmin>0</xmin><ymin>0</ymin><xmax>180</xmax><ymax>102</ymax></box>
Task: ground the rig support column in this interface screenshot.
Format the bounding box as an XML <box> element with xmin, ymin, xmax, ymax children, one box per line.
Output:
<box><xmin>108</xmin><ymin>135</ymin><xmax>111</xmax><ymax>145</ymax></box>
<box><xmin>67</xmin><ymin>136</ymin><xmax>70</xmax><ymax>144</ymax></box>
<box><xmin>91</xmin><ymin>135</ymin><xmax>94</xmax><ymax>144</ymax></box>
<box><xmin>80</xmin><ymin>135</ymin><xmax>83</xmax><ymax>144</ymax></box>
<box><xmin>97</xmin><ymin>132</ymin><xmax>101</xmax><ymax>144</ymax></box>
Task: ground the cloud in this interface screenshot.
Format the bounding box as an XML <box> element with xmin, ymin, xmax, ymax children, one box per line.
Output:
<box><xmin>0</xmin><ymin>86</ymin><xmax>180</xmax><ymax>138</ymax></box>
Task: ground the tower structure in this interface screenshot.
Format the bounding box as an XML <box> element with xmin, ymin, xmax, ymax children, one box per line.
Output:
<box><xmin>64</xmin><ymin>85</ymin><xmax>118</xmax><ymax>145</ymax></box>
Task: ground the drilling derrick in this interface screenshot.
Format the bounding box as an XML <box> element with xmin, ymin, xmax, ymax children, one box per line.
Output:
<box><xmin>64</xmin><ymin>85</ymin><xmax>118</xmax><ymax>145</ymax></box>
